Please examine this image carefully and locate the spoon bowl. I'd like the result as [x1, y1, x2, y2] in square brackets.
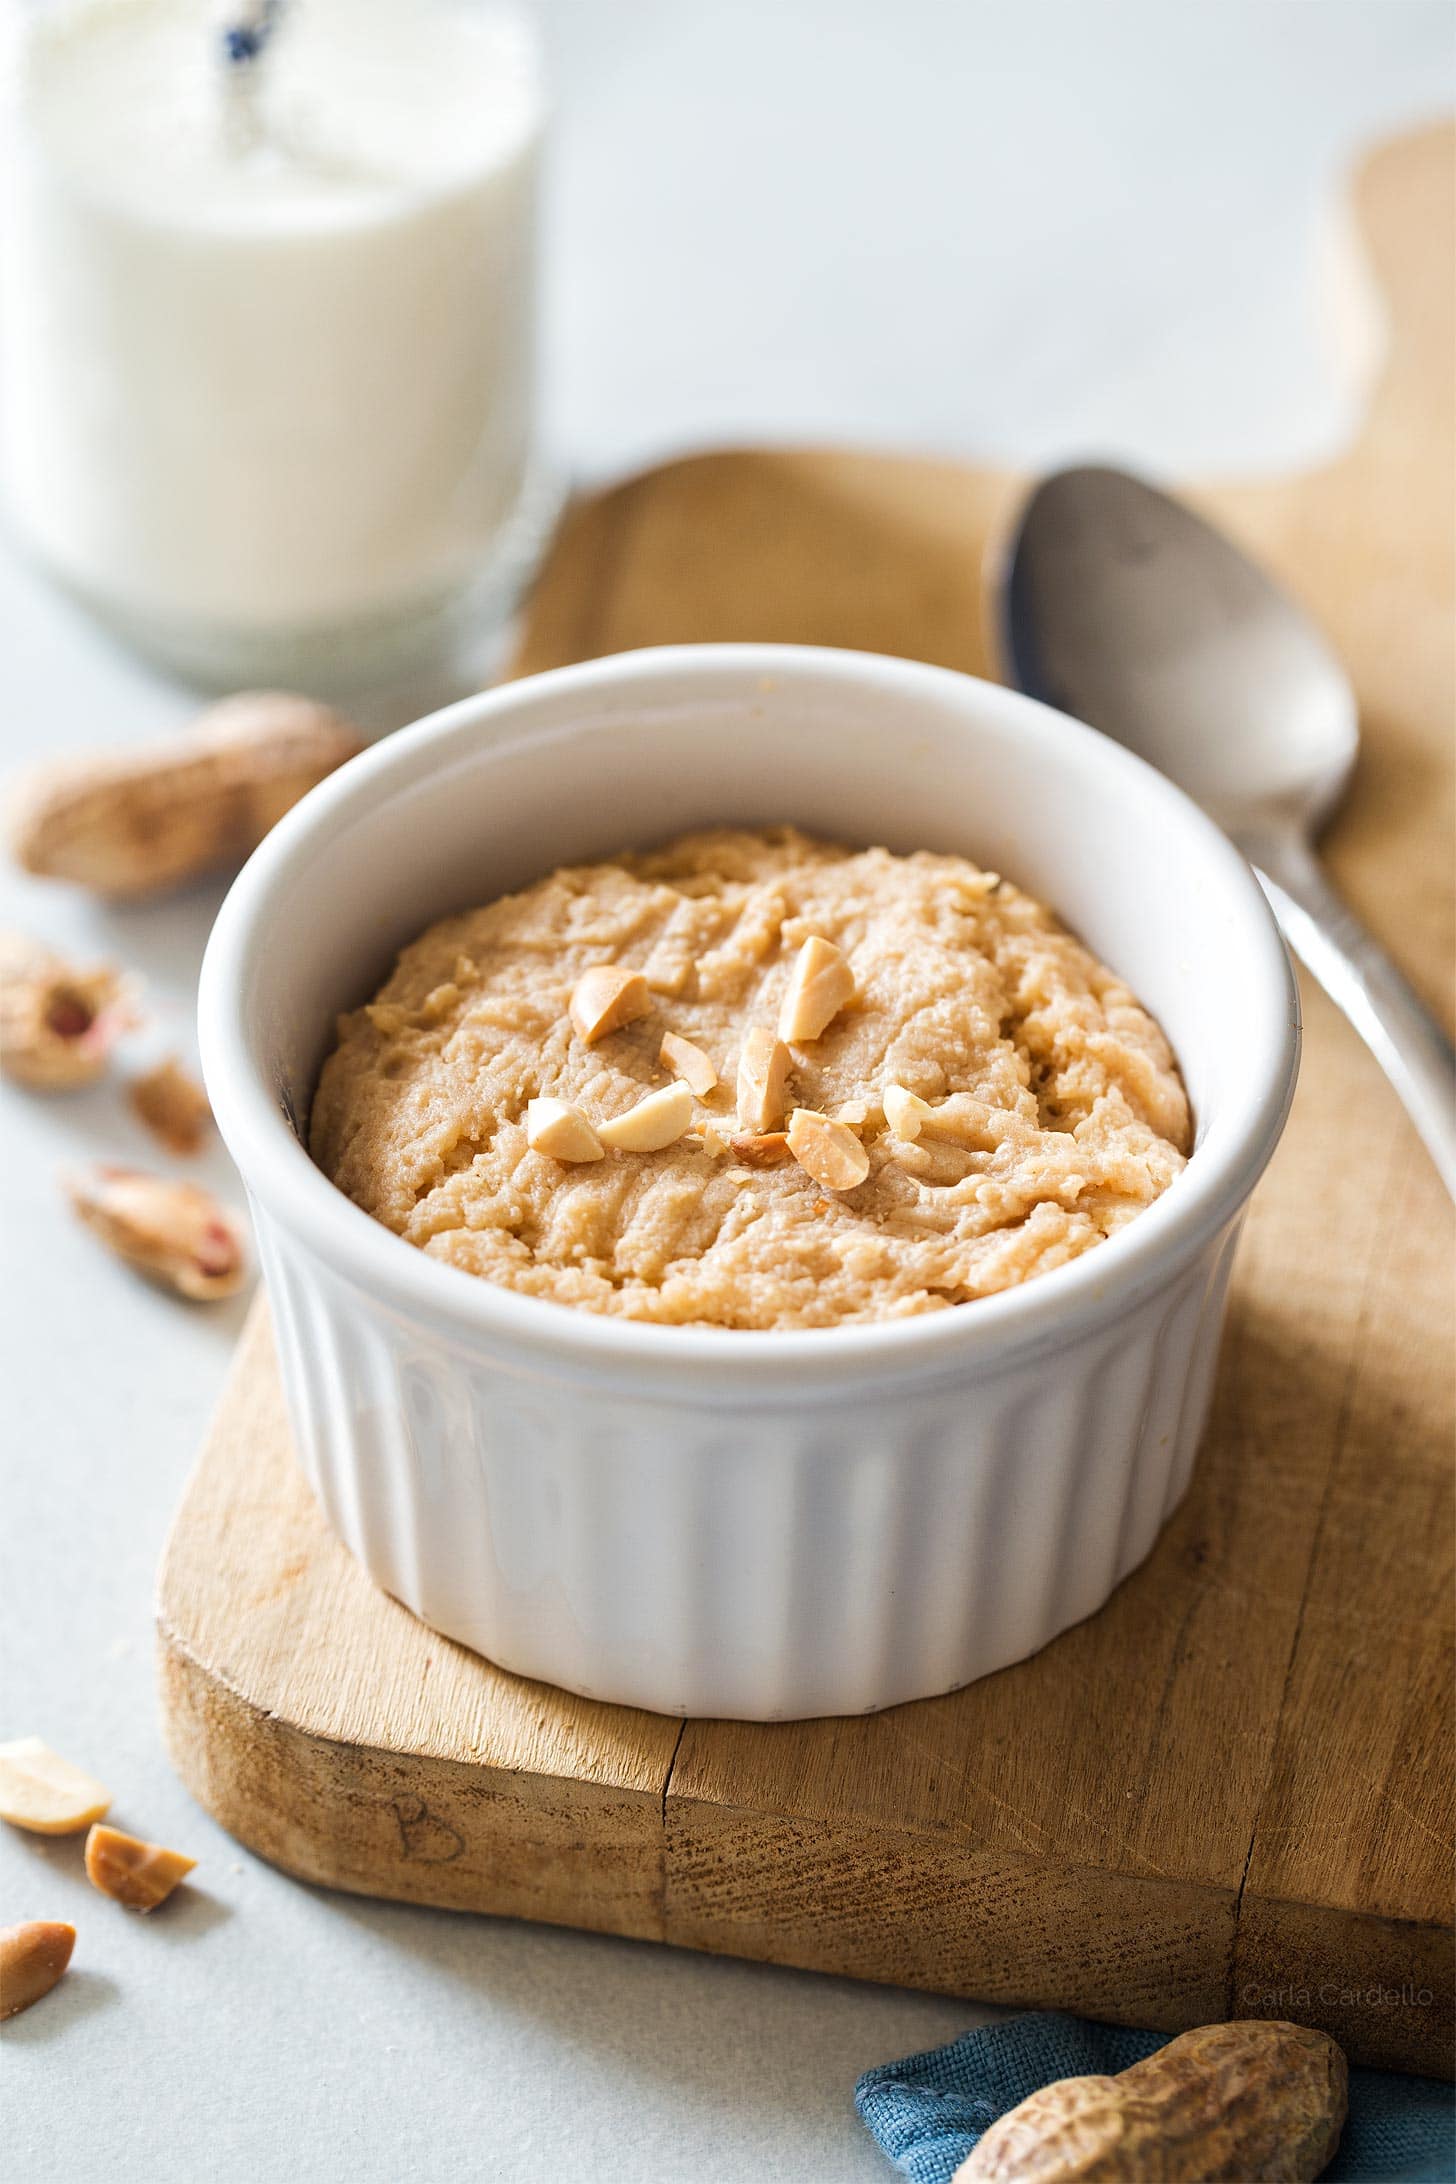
[1003, 466, 1359, 834]
[1001, 463, 1455, 1195]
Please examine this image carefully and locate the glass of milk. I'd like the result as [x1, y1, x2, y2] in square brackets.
[0, 0, 549, 688]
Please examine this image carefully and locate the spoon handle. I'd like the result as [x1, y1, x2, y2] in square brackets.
[1243, 828, 1456, 1198]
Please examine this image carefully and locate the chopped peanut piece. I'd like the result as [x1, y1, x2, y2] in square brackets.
[0, 1737, 110, 1835]
[658, 1030, 718, 1097]
[129, 1055, 212, 1155]
[831, 1098, 870, 1126]
[0, 936, 132, 1091]
[778, 936, 855, 1043]
[736, 1027, 791, 1132]
[597, 1080, 694, 1152]
[730, 1131, 791, 1167]
[885, 1090, 993, 1146]
[883, 1084, 935, 1142]
[85, 1824, 196, 1912]
[568, 965, 652, 1045]
[525, 1098, 603, 1163]
[787, 1108, 870, 1191]
[66, 1168, 247, 1300]
[0, 1921, 75, 2020]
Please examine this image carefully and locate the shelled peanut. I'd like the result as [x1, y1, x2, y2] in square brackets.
[0, 1737, 111, 1834]
[0, 1923, 76, 2021]
[85, 1825, 197, 1913]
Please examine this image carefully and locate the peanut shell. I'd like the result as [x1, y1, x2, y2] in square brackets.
[954, 2020, 1348, 2184]
[0, 937, 132, 1091]
[9, 691, 362, 898]
[67, 1166, 247, 1300]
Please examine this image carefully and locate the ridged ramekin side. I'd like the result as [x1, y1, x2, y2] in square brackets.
[250, 1207, 1244, 1720]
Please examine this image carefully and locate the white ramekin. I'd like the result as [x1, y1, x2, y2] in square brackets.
[199, 645, 1298, 1720]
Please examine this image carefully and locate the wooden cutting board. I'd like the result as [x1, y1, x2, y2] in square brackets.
[158, 125, 1455, 2075]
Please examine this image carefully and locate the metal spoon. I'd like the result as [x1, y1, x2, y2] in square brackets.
[1000, 463, 1456, 1196]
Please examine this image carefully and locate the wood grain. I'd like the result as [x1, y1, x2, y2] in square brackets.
[160, 1307, 681, 1936]
[158, 125, 1455, 2074]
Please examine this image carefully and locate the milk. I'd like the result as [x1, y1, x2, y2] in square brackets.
[0, 0, 546, 684]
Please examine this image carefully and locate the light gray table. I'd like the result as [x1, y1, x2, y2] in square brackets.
[3, 5, 1450, 2178]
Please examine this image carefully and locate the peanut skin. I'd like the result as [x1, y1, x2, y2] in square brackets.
[954, 2022, 1348, 2184]
[0, 1922, 75, 2020]
[85, 1825, 196, 1911]
[128, 1055, 213, 1156]
[8, 691, 362, 898]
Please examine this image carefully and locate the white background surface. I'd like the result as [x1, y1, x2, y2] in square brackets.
[2, 4, 1451, 2180]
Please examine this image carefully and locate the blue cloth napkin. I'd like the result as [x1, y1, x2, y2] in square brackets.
[856, 2012, 1454, 2182]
